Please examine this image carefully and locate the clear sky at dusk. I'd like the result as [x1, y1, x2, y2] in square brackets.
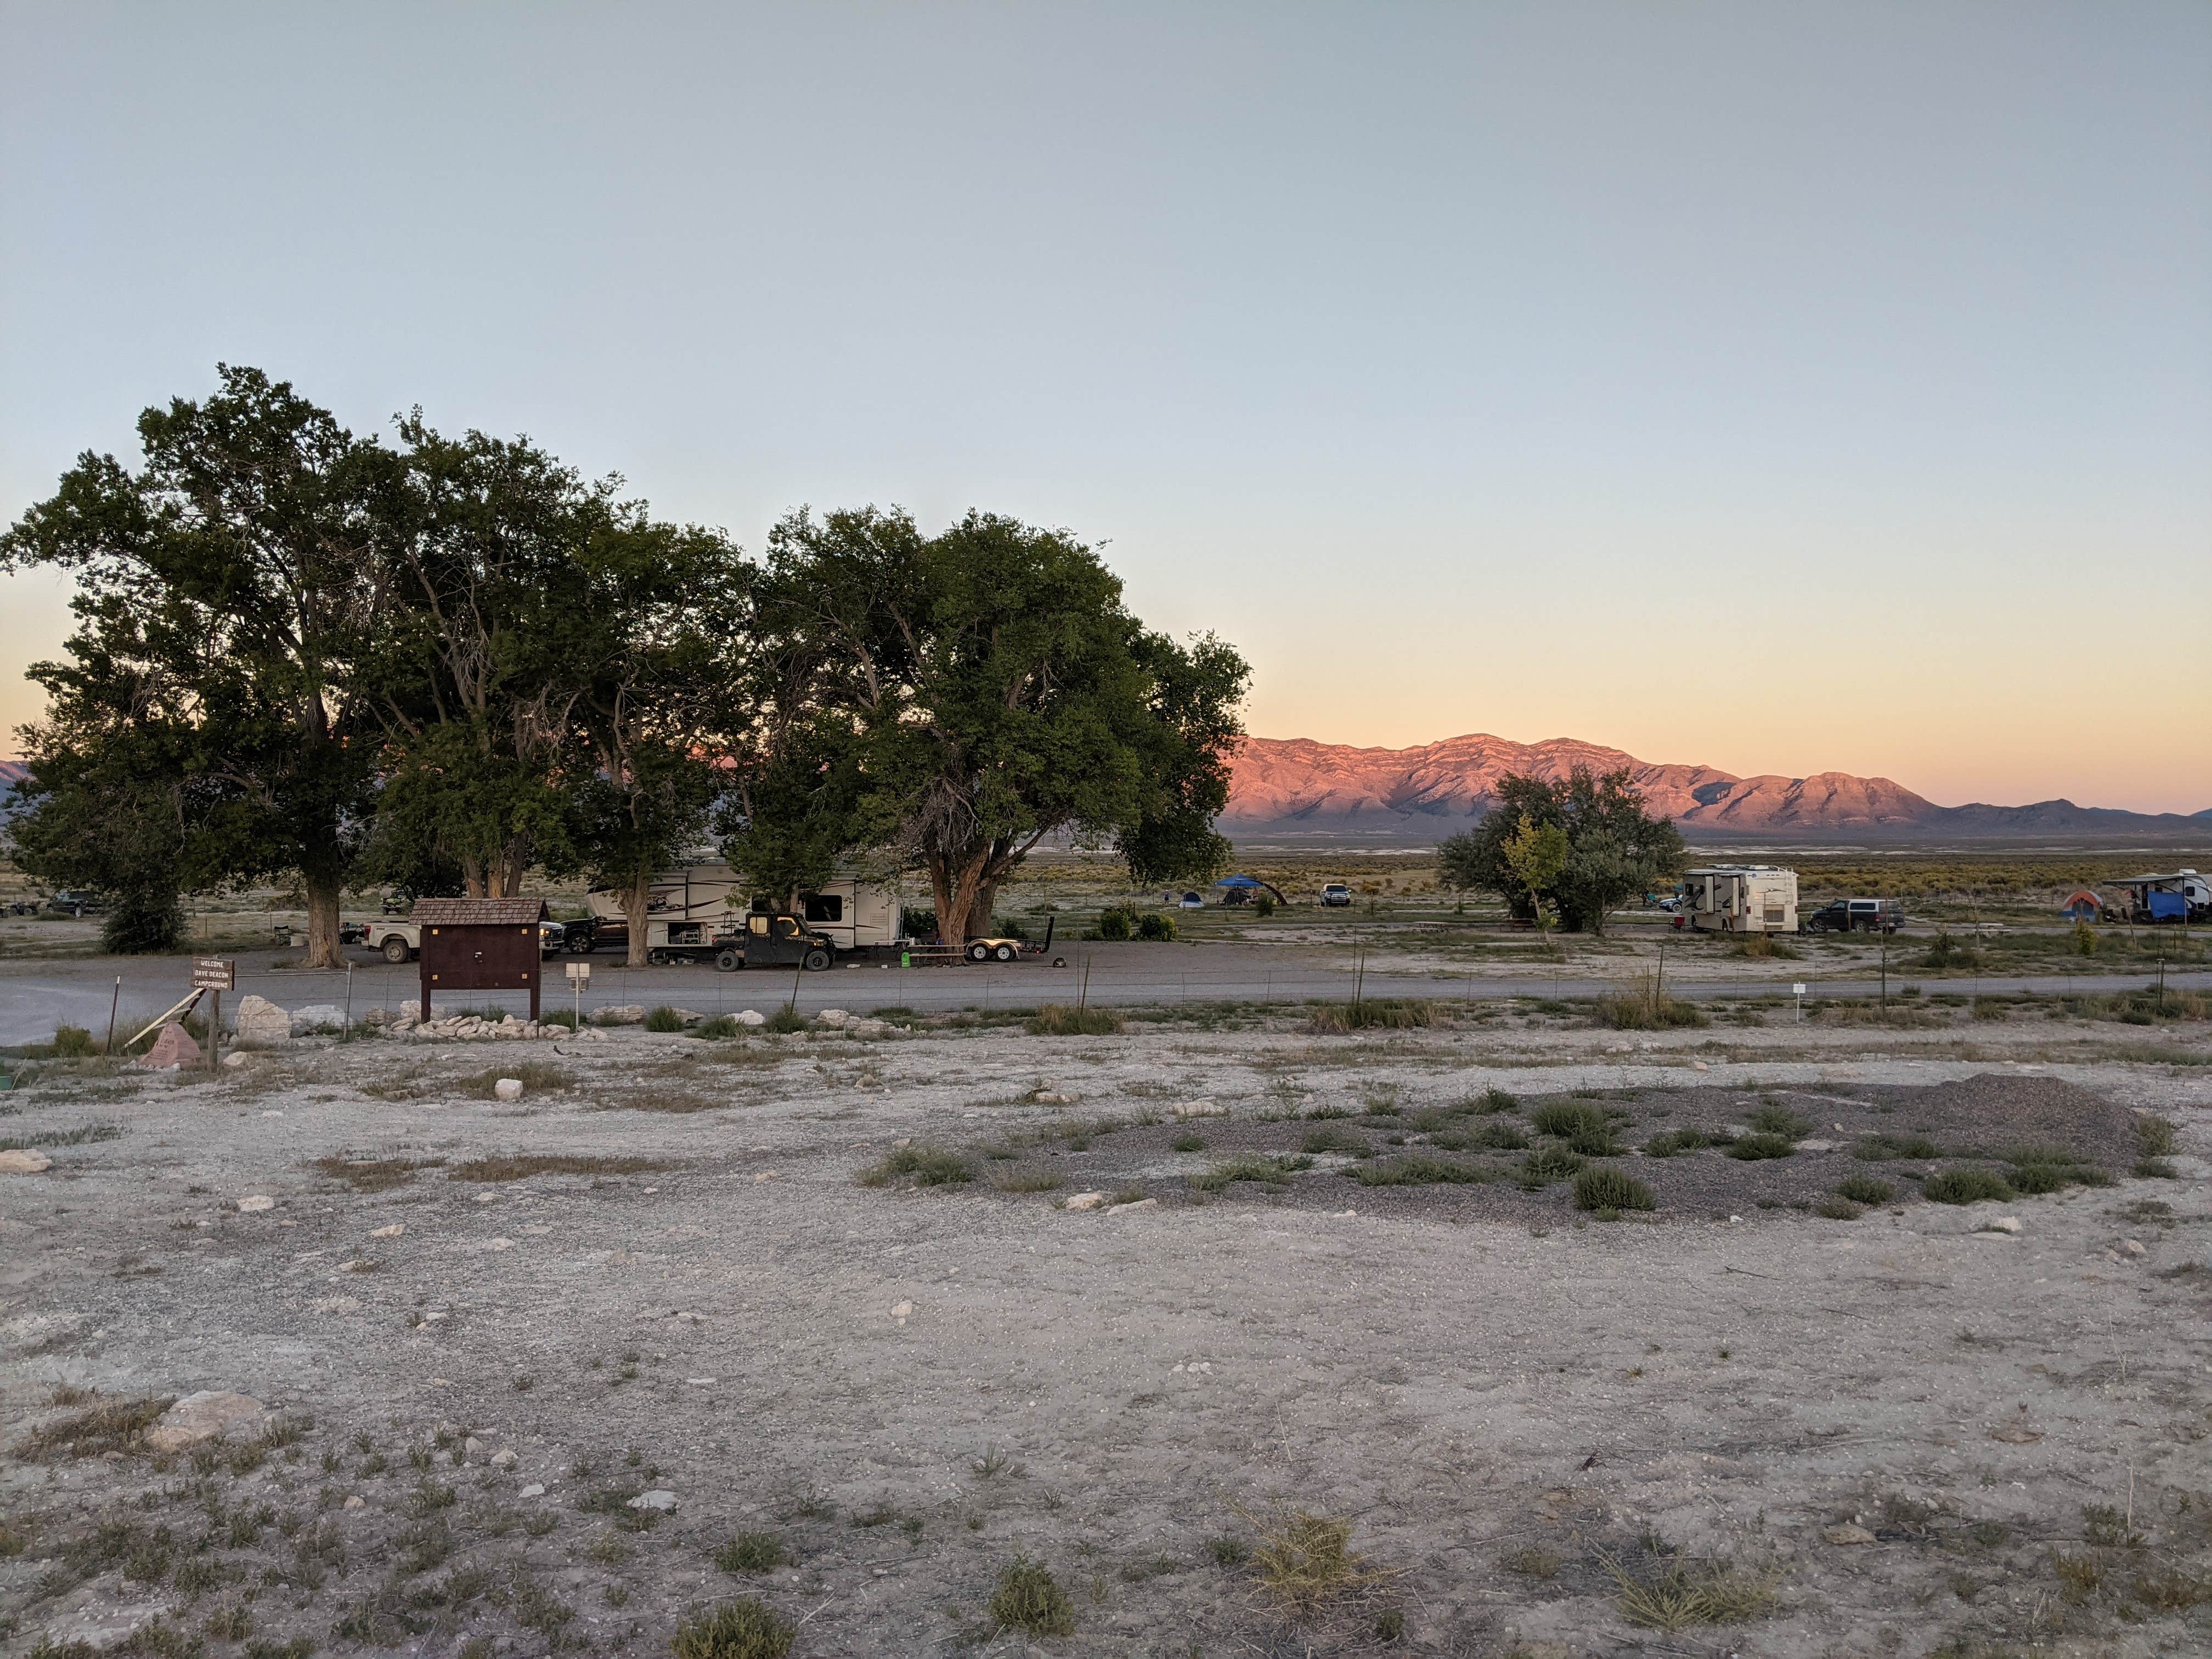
[4, 3, 2208, 811]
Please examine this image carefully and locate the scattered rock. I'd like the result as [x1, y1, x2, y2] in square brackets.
[2124, 1238, 2146, 1256]
[473, 1192, 497, 1204]
[596, 1005, 647, 1025]
[1989, 1423, 2044, 1444]
[491, 1448, 517, 1469]
[850, 1019, 888, 1037]
[626, 1489, 676, 1511]
[891, 1300, 913, 1326]
[464, 1436, 485, 1459]
[137, 1022, 202, 1070]
[0, 1148, 54, 1174]
[1031, 1090, 1071, 1105]
[343, 1494, 365, 1510]
[493, 1077, 525, 1101]
[1824, 1523, 1876, 1545]
[289, 1003, 347, 1035]
[221, 1051, 254, 1069]
[1987, 1216, 2022, 1234]
[231, 994, 292, 1046]
[371, 1223, 404, 1239]
[1171, 1098, 1227, 1119]
[817, 1008, 851, 1026]
[734, 1009, 766, 1027]
[236, 1195, 276, 1214]
[1063, 1192, 1107, 1211]
[518, 1482, 546, 1498]
[1110, 1198, 1159, 1213]
[147, 1390, 267, 1452]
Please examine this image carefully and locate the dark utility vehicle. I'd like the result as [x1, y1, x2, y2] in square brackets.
[715, 911, 837, 973]
[1802, 898, 1904, 934]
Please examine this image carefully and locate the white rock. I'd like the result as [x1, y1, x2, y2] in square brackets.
[891, 1300, 913, 1324]
[1110, 1198, 1159, 1212]
[1171, 1098, 1227, 1119]
[2124, 1238, 2146, 1256]
[232, 994, 292, 1046]
[596, 1004, 647, 1025]
[1063, 1192, 1107, 1211]
[474, 1191, 497, 1204]
[518, 1482, 545, 1498]
[343, 1494, 365, 1510]
[1987, 1216, 2022, 1234]
[370, 1223, 404, 1239]
[236, 1195, 276, 1213]
[1824, 1523, 1876, 1545]
[817, 1008, 851, 1026]
[627, 1489, 676, 1511]
[147, 1390, 267, 1452]
[493, 1077, 525, 1101]
[289, 1003, 347, 1035]
[733, 1009, 766, 1027]
[851, 1019, 887, 1037]
[1031, 1091, 1071, 1105]
[400, 1000, 422, 1020]
[221, 1051, 253, 1069]
[0, 1149, 54, 1174]
[491, 1448, 517, 1469]
[464, 1436, 484, 1458]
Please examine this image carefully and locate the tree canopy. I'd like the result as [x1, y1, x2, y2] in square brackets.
[1438, 767, 1684, 935]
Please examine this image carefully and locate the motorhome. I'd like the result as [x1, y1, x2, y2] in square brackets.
[1677, 866, 1799, 935]
[571, 862, 905, 961]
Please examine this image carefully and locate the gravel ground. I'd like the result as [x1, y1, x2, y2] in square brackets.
[3, 1008, 2210, 1657]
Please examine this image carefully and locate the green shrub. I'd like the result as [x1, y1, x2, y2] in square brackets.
[1353, 1155, 1498, 1187]
[1530, 1101, 1622, 1155]
[1746, 1103, 1809, 1139]
[691, 1015, 740, 1040]
[1301, 1124, 1373, 1156]
[1723, 1132, 1795, 1161]
[539, 1008, 579, 1031]
[1472, 1086, 1518, 1113]
[1922, 1167, 2015, 1205]
[1190, 1154, 1312, 1193]
[714, 1532, 787, 1574]
[671, 1598, 795, 1659]
[1096, 908, 1133, 941]
[1435, 1120, 1526, 1152]
[989, 1556, 1074, 1637]
[1642, 1128, 1709, 1158]
[1517, 1147, 1585, 1187]
[1836, 1173, 1893, 1205]
[643, 1006, 686, 1034]
[859, 1146, 976, 1188]
[762, 1007, 808, 1035]
[1028, 1005, 1125, 1036]
[1595, 976, 1707, 1030]
[1305, 998, 1435, 1032]
[1134, 911, 1177, 942]
[2136, 1114, 2178, 1157]
[2002, 1147, 2112, 1194]
[1813, 1195, 1863, 1220]
[1855, 1132, 1941, 1161]
[50, 1025, 96, 1058]
[1252, 893, 1276, 918]
[1572, 1166, 1654, 1212]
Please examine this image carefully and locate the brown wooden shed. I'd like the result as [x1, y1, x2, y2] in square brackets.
[413, 898, 549, 1021]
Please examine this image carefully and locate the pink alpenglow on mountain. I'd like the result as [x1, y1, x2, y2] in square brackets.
[1221, 735, 2203, 837]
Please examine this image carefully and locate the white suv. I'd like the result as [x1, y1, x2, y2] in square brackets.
[1319, 883, 1353, 907]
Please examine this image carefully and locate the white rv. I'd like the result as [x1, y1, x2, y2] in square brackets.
[579, 862, 905, 960]
[1678, 866, 1799, 935]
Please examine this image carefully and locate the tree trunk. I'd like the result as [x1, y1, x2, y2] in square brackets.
[461, 859, 488, 899]
[930, 848, 991, 943]
[301, 870, 346, 970]
[622, 869, 652, 968]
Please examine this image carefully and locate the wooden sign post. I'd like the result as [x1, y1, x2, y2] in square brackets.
[193, 957, 235, 1069]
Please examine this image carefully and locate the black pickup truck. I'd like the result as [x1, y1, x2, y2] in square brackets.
[1802, 899, 1904, 934]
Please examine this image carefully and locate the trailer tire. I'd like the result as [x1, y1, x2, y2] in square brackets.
[647, 949, 670, 967]
[714, 948, 742, 973]
[992, 942, 1017, 962]
[803, 947, 831, 972]
[381, 935, 411, 964]
[967, 941, 991, 962]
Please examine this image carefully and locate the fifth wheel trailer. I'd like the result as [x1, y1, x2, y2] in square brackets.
[1677, 866, 1799, 935]
[570, 863, 905, 961]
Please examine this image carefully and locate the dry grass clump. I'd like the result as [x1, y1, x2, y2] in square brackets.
[1531, 1100, 1624, 1155]
[1246, 1506, 1387, 1612]
[989, 1555, 1075, 1636]
[671, 1597, 795, 1659]
[1856, 1131, 1941, 1161]
[445, 1154, 665, 1183]
[1029, 1004, 1125, 1036]
[311, 1154, 443, 1190]
[1191, 1153, 1313, 1192]
[18, 1394, 172, 1459]
[1837, 1173, 1894, 1205]
[1300, 1123, 1373, 1156]
[1353, 1154, 1500, 1187]
[1595, 975, 1707, 1030]
[2134, 1114, 2178, 1157]
[1922, 1167, 2014, 1205]
[1517, 1147, 1585, 1187]
[859, 1145, 976, 1188]
[1599, 1549, 1778, 1630]
[714, 1532, 788, 1574]
[1306, 999, 1435, 1033]
[456, 1062, 572, 1097]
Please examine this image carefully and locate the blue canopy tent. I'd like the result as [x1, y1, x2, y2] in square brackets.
[1215, 873, 1288, 905]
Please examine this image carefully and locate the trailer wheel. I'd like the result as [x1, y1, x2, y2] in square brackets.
[803, 947, 832, 972]
[714, 948, 742, 973]
[966, 941, 991, 962]
[647, 948, 670, 967]
[381, 935, 411, 964]
[992, 942, 1017, 962]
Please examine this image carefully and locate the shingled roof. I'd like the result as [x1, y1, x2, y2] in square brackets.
[409, 898, 550, 926]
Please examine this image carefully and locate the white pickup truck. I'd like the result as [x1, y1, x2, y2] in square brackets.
[359, 917, 565, 963]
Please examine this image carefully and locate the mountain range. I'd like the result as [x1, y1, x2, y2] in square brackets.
[1223, 734, 2211, 842]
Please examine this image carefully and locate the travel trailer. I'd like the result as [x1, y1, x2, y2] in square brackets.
[1676, 866, 1799, 935]
[568, 862, 905, 962]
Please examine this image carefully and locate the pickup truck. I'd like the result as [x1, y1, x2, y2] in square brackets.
[360, 917, 567, 963]
[1319, 883, 1353, 907]
[1801, 899, 1904, 934]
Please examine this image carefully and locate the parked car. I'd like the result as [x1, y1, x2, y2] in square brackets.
[48, 889, 104, 917]
[1319, 883, 1353, 907]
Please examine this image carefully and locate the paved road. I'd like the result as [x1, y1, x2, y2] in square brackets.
[4, 943, 2208, 1045]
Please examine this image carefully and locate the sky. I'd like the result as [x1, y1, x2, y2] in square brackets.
[3, 2, 2208, 812]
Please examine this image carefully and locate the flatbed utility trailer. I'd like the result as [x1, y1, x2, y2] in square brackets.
[1675, 866, 1799, 935]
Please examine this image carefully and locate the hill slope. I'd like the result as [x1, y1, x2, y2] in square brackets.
[1224, 735, 2207, 840]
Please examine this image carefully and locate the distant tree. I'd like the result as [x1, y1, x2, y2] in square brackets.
[1438, 766, 1683, 935]
[0, 367, 395, 967]
[1500, 818, 1569, 949]
[743, 507, 1248, 943]
[6, 719, 192, 953]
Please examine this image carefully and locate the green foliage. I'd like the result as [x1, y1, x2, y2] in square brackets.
[2001, 1147, 2112, 1194]
[1354, 1154, 1503, 1187]
[51, 1025, 97, 1058]
[1596, 975, 1708, 1029]
[1306, 998, 1435, 1032]
[1922, 1167, 2015, 1205]
[643, 1006, 687, 1034]
[2135, 1114, 2177, 1157]
[859, 1146, 976, 1188]
[989, 1556, 1075, 1637]
[1724, 1132, 1796, 1161]
[1747, 1103, 1809, 1139]
[714, 1533, 788, 1574]
[1437, 766, 1685, 934]
[1190, 1154, 1313, 1192]
[1855, 1131, 1942, 1160]
[1518, 1147, 1585, 1186]
[1530, 1101, 1623, 1155]
[1133, 910, 1177, 941]
[1642, 1128, 1711, 1158]
[1096, 907, 1133, 940]
[1573, 1166, 1655, 1211]
[1836, 1173, 1894, 1205]
[670, 1598, 795, 1659]
[762, 1007, 808, 1034]
[1029, 1005, 1125, 1035]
